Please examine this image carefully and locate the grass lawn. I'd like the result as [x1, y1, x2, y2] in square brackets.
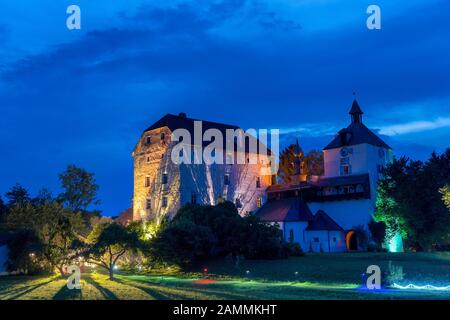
[1, 252, 450, 300]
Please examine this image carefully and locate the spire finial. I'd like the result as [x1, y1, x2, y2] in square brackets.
[349, 98, 363, 123]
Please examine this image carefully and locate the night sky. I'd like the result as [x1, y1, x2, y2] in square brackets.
[1, 0, 449, 215]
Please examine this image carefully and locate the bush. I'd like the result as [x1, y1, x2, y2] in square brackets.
[150, 220, 217, 268]
[283, 242, 304, 257]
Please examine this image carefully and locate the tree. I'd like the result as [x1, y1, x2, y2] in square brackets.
[305, 149, 324, 176]
[441, 185, 450, 211]
[375, 151, 450, 251]
[58, 165, 100, 212]
[6, 201, 84, 276]
[86, 222, 142, 280]
[277, 144, 300, 184]
[5, 184, 30, 206]
[0, 196, 7, 223]
[150, 220, 216, 268]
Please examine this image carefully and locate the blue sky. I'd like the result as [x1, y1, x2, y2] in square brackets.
[0, 0, 449, 215]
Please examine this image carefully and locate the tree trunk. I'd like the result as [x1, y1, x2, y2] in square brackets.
[109, 267, 114, 280]
[58, 266, 66, 277]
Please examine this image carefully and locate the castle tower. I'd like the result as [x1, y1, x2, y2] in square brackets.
[292, 138, 307, 183]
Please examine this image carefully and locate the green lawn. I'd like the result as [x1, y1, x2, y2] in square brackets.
[1, 252, 450, 300]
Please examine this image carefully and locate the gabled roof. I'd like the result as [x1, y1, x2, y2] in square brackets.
[255, 198, 313, 222]
[324, 99, 391, 150]
[323, 122, 391, 150]
[145, 113, 240, 135]
[142, 113, 271, 154]
[306, 210, 344, 231]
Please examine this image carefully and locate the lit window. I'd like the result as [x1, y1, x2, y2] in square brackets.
[145, 176, 150, 187]
[146, 198, 151, 210]
[162, 173, 168, 184]
[162, 196, 168, 208]
[257, 197, 262, 208]
[343, 165, 349, 175]
[191, 192, 197, 204]
[224, 174, 230, 186]
[256, 177, 261, 188]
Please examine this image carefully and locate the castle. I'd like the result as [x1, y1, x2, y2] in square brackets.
[132, 100, 397, 252]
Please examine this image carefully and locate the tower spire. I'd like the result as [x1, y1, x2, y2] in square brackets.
[349, 99, 363, 123]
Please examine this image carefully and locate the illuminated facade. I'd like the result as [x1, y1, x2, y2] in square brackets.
[132, 113, 273, 222]
[256, 100, 396, 252]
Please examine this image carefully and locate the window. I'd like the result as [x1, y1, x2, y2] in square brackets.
[145, 136, 151, 145]
[145, 176, 150, 187]
[162, 173, 168, 184]
[224, 174, 230, 186]
[333, 237, 337, 243]
[257, 197, 262, 208]
[160, 133, 165, 141]
[146, 198, 151, 210]
[162, 196, 168, 208]
[146, 156, 150, 163]
[289, 229, 294, 243]
[235, 198, 242, 208]
[256, 177, 261, 188]
[343, 164, 350, 175]
[191, 192, 197, 204]
[314, 237, 320, 243]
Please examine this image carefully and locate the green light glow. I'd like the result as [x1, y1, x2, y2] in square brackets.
[387, 233, 403, 253]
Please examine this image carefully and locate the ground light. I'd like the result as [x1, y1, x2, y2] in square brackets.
[393, 283, 450, 291]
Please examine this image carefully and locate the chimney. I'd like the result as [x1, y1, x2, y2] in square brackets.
[178, 112, 187, 118]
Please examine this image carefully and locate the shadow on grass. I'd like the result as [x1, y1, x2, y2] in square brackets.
[118, 277, 252, 300]
[53, 283, 83, 300]
[6, 279, 56, 300]
[114, 278, 171, 300]
[84, 277, 118, 300]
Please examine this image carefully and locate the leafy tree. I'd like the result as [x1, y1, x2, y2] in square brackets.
[441, 185, 450, 211]
[86, 222, 142, 280]
[305, 149, 324, 176]
[375, 151, 450, 251]
[0, 196, 7, 224]
[5, 184, 30, 206]
[6, 201, 84, 276]
[368, 219, 386, 247]
[277, 144, 301, 184]
[6, 229, 49, 275]
[58, 165, 100, 212]
[150, 220, 216, 268]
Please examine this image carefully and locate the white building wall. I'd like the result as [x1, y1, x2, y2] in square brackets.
[305, 230, 346, 252]
[320, 143, 394, 231]
[283, 222, 309, 251]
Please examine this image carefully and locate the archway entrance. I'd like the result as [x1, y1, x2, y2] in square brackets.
[346, 230, 358, 251]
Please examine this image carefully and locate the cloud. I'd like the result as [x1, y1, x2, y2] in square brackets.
[378, 118, 450, 136]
